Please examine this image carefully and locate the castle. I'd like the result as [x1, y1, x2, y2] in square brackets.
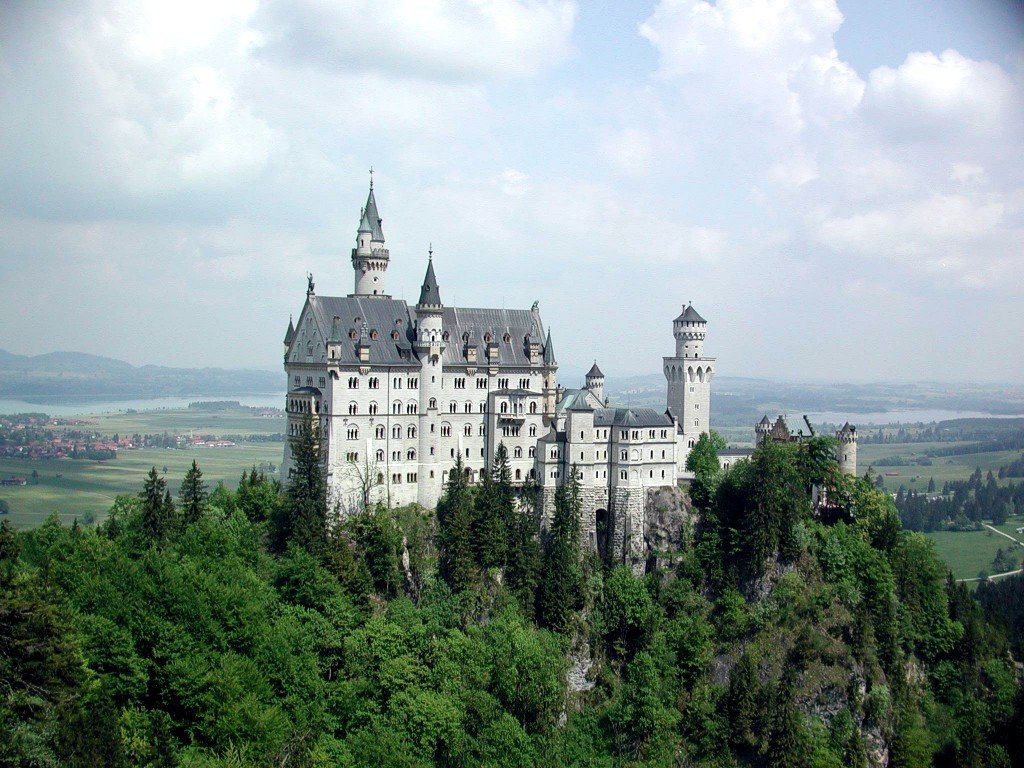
[282, 180, 856, 564]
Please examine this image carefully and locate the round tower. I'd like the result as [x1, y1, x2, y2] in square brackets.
[414, 252, 445, 506]
[836, 423, 857, 476]
[585, 361, 605, 404]
[351, 177, 390, 296]
[673, 303, 707, 358]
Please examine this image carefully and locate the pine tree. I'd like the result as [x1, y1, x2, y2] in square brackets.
[178, 460, 208, 527]
[538, 465, 583, 633]
[437, 454, 478, 592]
[506, 489, 542, 617]
[277, 413, 327, 554]
[727, 651, 760, 749]
[140, 467, 174, 545]
[767, 670, 810, 768]
[474, 443, 511, 570]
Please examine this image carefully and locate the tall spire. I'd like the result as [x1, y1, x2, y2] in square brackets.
[417, 250, 442, 308]
[363, 180, 384, 242]
[543, 328, 556, 365]
[283, 315, 295, 345]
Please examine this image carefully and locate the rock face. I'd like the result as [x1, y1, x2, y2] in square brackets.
[641, 485, 695, 573]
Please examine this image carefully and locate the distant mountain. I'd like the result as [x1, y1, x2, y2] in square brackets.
[0, 349, 280, 401]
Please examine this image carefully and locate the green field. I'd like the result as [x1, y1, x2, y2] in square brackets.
[70, 407, 285, 437]
[922, 522, 1022, 581]
[0, 445, 282, 527]
[859, 443, 1023, 493]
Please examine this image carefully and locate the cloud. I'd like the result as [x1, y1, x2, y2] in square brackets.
[253, 0, 578, 80]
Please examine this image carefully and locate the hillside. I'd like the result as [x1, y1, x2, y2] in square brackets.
[0, 348, 280, 400]
[1, 433, 1022, 767]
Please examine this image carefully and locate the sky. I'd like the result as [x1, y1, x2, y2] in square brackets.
[1, 0, 1022, 384]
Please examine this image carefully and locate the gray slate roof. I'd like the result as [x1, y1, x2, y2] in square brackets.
[283, 317, 294, 344]
[418, 258, 442, 307]
[586, 362, 604, 378]
[363, 187, 384, 241]
[543, 329, 556, 365]
[439, 307, 544, 368]
[594, 407, 674, 428]
[305, 295, 417, 367]
[675, 303, 706, 323]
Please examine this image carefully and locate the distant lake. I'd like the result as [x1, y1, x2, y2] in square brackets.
[0, 393, 284, 417]
[804, 409, 1024, 426]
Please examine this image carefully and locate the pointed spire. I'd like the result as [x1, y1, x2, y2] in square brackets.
[362, 179, 384, 242]
[417, 251, 442, 307]
[586, 361, 603, 378]
[283, 315, 295, 345]
[328, 315, 342, 344]
[543, 328, 556, 365]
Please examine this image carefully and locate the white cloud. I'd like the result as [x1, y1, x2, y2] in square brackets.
[253, 0, 578, 80]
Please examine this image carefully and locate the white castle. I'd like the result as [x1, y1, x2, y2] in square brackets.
[282, 180, 855, 562]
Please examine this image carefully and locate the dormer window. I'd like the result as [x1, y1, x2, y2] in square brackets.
[391, 330, 400, 340]
[349, 329, 357, 340]
[370, 329, 379, 340]
[503, 333, 511, 343]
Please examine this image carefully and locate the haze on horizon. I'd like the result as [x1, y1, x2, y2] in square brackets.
[1, 0, 1022, 384]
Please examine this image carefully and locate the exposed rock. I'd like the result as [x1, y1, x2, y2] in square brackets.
[643, 485, 695, 572]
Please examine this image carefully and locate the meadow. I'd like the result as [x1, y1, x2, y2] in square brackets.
[0, 406, 285, 527]
[858, 442, 1022, 493]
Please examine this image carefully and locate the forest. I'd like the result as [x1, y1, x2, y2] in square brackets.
[895, 466, 1024, 531]
[1, 415, 1023, 767]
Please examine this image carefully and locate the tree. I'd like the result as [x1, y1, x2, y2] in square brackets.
[474, 444, 511, 570]
[344, 452, 386, 515]
[505, 485, 541, 617]
[686, 430, 727, 509]
[178, 460, 208, 527]
[275, 413, 327, 554]
[437, 454, 478, 592]
[140, 467, 175, 545]
[927, 477, 936, 493]
[727, 651, 760, 750]
[538, 465, 583, 633]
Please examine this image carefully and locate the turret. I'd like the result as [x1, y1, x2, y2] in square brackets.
[542, 329, 558, 419]
[836, 422, 857, 476]
[283, 315, 294, 356]
[673, 303, 706, 358]
[414, 251, 445, 507]
[585, 361, 605, 404]
[351, 175, 390, 296]
[755, 415, 771, 446]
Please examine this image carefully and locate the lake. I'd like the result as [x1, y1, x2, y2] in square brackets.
[0, 393, 284, 416]
[804, 409, 1024, 426]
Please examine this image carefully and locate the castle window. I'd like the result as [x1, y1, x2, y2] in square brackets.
[406, 403, 417, 414]
[449, 402, 457, 413]
[620, 470, 627, 480]
[477, 378, 487, 389]
[455, 377, 466, 389]
[370, 377, 380, 389]
[464, 402, 472, 413]
[392, 330, 399, 340]
[649, 430, 655, 439]
[621, 430, 628, 440]
[392, 451, 400, 461]
[346, 427, 358, 440]
[650, 470, 654, 478]
[529, 425, 536, 437]
[429, 397, 437, 409]
[620, 450, 628, 461]
[514, 447, 522, 458]
[500, 402, 508, 414]
[293, 376, 300, 386]
[392, 425, 401, 439]
[530, 402, 537, 414]
[306, 376, 313, 386]
[392, 401, 401, 414]
[694, 403, 700, 410]
[632, 431, 639, 440]
[662, 450, 666, 459]
[464, 424, 472, 436]
[498, 377, 509, 389]
[515, 469, 521, 480]
[407, 426, 416, 439]
[407, 472, 417, 483]
[319, 377, 326, 388]
[688, 439, 695, 448]
[479, 402, 486, 413]
[346, 451, 359, 462]
[441, 424, 451, 437]
[661, 430, 667, 438]
[580, 431, 584, 440]
[376, 449, 385, 462]
[370, 329, 379, 340]
[661, 470, 666, 478]
[442, 331, 450, 341]
[408, 378, 418, 389]
[407, 449, 416, 460]
[375, 425, 385, 439]
[529, 446, 535, 458]
[503, 333, 511, 343]
[479, 424, 485, 435]
[348, 403, 358, 415]
[369, 402, 378, 415]
[694, 419, 699, 427]
[393, 377, 402, 389]
[349, 330, 357, 340]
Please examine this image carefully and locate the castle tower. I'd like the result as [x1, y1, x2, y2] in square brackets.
[755, 415, 771, 446]
[663, 303, 715, 466]
[414, 252, 446, 506]
[836, 422, 857, 476]
[351, 178, 390, 296]
[585, 361, 605, 404]
[542, 329, 558, 420]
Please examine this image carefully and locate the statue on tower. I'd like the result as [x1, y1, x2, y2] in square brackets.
[306, 272, 315, 294]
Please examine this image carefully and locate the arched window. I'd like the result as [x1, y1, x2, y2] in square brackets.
[392, 425, 402, 439]
[463, 424, 472, 436]
[449, 401, 457, 413]
[407, 449, 416, 460]
[529, 402, 537, 414]
[515, 469, 521, 480]
[375, 425, 385, 439]
[441, 423, 452, 437]
[479, 402, 486, 413]
[514, 446, 522, 458]
[348, 402, 358, 415]
[406, 402, 417, 414]
[376, 449, 385, 462]
[347, 426, 359, 440]
[429, 398, 437, 409]
[500, 402, 508, 414]
[464, 401, 472, 413]
[528, 446, 535, 458]
[478, 423, 486, 436]
[368, 402, 378, 415]
[392, 400, 402, 414]
[407, 425, 416, 439]
[529, 425, 536, 437]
